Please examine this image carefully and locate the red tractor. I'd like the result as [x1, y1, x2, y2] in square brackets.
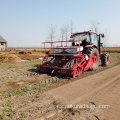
[38, 31, 110, 77]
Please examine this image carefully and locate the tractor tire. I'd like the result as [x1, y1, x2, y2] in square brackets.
[101, 53, 110, 66]
[85, 47, 99, 70]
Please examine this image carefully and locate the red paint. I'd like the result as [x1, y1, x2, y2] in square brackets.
[107, 55, 109, 63]
[92, 52, 98, 66]
[70, 35, 73, 38]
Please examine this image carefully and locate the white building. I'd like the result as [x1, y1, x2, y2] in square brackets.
[0, 35, 7, 51]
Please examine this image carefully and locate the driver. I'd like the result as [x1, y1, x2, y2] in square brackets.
[72, 41, 76, 46]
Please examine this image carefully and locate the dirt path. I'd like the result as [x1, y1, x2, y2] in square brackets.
[44, 64, 120, 104]
[77, 74, 120, 120]
[37, 64, 120, 120]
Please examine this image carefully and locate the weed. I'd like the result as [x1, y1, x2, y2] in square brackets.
[28, 109, 32, 112]
[4, 108, 16, 113]
[0, 114, 5, 119]
[7, 65, 18, 69]
[3, 108, 16, 119]
[7, 112, 14, 118]
[21, 85, 29, 92]
[6, 102, 14, 108]
[21, 112, 27, 118]
[33, 49, 36, 52]
[32, 86, 38, 90]
[2, 104, 5, 107]
[36, 106, 40, 110]
[47, 109, 51, 112]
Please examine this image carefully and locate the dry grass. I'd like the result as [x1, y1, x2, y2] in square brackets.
[103, 47, 120, 53]
[0, 53, 21, 62]
[0, 49, 47, 62]
[1, 47, 120, 55]
[4, 48, 50, 54]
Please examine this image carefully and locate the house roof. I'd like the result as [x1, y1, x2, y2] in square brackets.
[0, 35, 7, 43]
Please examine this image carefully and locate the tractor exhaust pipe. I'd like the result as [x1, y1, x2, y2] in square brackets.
[98, 34, 101, 55]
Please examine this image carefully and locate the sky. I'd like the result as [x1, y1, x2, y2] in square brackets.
[0, 0, 120, 48]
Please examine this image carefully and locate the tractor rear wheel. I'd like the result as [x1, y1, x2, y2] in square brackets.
[85, 47, 99, 70]
[101, 53, 110, 66]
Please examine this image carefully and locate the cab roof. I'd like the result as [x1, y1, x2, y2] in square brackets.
[71, 31, 96, 35]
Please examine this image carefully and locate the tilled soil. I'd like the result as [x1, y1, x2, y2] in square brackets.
[0, 53, 120, 120]
[0, 53, 120, 91]
[0, 59, 50, 90]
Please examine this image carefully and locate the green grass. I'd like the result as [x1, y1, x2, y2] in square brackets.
[1, 108, 17, 119]
[7, 65, 19, 69]
[0, 114, 5, 119]
[110, 61, 120, 66]
[105, 50, 120, 53]
[20, 112, 27, 118]
[0, 80, 52, 98]
[32, 49, 49, 53]
[110, 53, 120, 56]
[0, 62, 42, 71]
[6, 102, 14, 108]
[7, 112, 14, 118]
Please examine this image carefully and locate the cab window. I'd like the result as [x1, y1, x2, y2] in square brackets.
[91, 34, 98, 46]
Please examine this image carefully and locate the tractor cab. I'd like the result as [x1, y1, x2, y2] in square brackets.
[70, 31, 99, 49]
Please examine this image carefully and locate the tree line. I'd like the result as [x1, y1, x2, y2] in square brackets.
[47, 20, 110, 48]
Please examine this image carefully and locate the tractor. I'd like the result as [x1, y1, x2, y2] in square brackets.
[38, 31, 110, 77]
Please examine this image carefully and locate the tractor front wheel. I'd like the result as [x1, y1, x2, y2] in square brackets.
[101, 53, 110, 66]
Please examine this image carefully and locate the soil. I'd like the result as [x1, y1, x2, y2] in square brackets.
[0, 53, 120, 120]
[0, 59, 50, 91]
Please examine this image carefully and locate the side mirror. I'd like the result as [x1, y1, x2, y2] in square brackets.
[101, 34, 104, 38]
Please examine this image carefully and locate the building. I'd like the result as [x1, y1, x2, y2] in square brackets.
[0, 35, 7, 51]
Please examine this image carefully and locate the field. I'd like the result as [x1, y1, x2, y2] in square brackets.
[0, 49, 120, 120]
[103, 47, 120, 53]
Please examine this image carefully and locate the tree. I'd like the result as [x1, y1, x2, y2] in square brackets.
[64, 24, 69, 46]
[103, 29, 109, 47]
[70, 20, 74, 35]
[90, 20, 109, 47]
[60, 26, 65, 41]
[60, 22, 73, 46]
[90, 20, 100, 34]
[48, 24, 57, 48]
[60, 24, 70, 46]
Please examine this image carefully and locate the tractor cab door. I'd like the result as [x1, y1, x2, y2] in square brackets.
[90, 33, 102, 54]
[90, 33, 98, 47]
